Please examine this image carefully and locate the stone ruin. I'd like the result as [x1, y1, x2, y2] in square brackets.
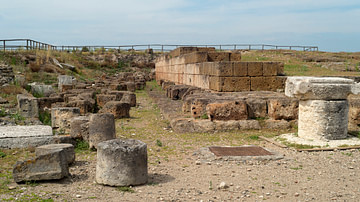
[154, 47, 360, 134]
[0, 63, 14, 86]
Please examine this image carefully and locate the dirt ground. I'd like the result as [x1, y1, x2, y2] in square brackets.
[1, 87, 360, 202]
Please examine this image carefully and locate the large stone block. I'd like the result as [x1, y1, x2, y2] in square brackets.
[247, 62, 263, 76]
[246, 98, 267, 118]
[207, 52, 230, 62]
[222, 77, 251, 92]
[206, 101, 248, 121]
[96, 139, 148, 186]
[263, 62, 281, 76]
[100, 101, 130, 119]
[51, 107, 81, 134]
[70, 116, 90, 140]
[88, 113, 116, 149]
[230, 53, 242, 61]
[250, 77, 285, 91]
[233, 62, 247, 76]
[183, 52, 208, 64]
[267, 98, 298, 120]
[298, 100, 348, 140]
[285, 77, 354, 100]
[58, 75, 76, 92]
[17, 94, 39, 118]
[29, 83, 54, 97]
[13, 149, 69, 183]
[96, 94, 117, 108]
[35, 144, 75, 165]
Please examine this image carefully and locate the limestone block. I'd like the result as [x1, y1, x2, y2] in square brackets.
[100, 101, 130, 119]
[208, 62, 234, 76]
[206, 101, 248, 121]
[193, 120, 216, 133]
[233, 62, 248, 76]
[263, 62, 281, 76]
[214, 120, 240, 131]
[222, 77, 250, 92]
[51, 107, 81, 134]
[167, 85, 190, 100]
[35, 144, 75, 165]
[169, 47, 199, 57]
[209, 76, 222, 91]
[58, 75, 76, 92]
[125, 82, 136, 92]
[298, 100, 348, 140]
[13, 149, 69, 183]
[88, 113, 116, 149]
[267, 98, 298, 120]
[121, 92, 136, 107]
[247, 62, 263, 76]
[263, 120, 292, 130]
[29, 83, 54, 97]
[135, 81, 146, 90]
[238, 120, 261, 130]
[96, 94, 117, 108]
[230, 53, 242, 61]
[285, 77, 354, 100]
[170, 118, 195, 133]
[17, 94, 39, 118]
[207, 52, 230, 62]
[66, 100, 94, 115]
[250, 77, 286, 91]
[191, 98, 212, 118]
[37, 97, 64, 111]
[70, 116, 90, 140]
[183, 52, 208, 64]
[246, 98, 267, 118]
[96, 139, 148, 186]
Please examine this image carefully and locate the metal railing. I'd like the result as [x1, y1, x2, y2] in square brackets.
[0, 39, 319, 52]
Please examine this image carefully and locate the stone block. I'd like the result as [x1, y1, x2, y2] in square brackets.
[70, 116, 90, 140]
[17, 94, 39, 118]
[191, 98, 212, 118]
[233, 62, 247, 76]
[263, 120, 292, 130]
[247, 62, 263, 76]
[88, 113, 116, 149]
[222, 77, 251, 92]
[100, 101, 130, 119]
[207, 52, 230, 62]
[96, 94, 117, 108]
[214, 120, 239, 131]
[13, 149, 69, 183]
[206, 101, 248, 121]
[230, 53, 242, 61]
[96, 139, 148, 186]
[267, 98, 298, 120]
[51, 107, 81, 135]
[66, 100, 94, 115]
[183, 52, 208, 64]
[193, 120, 215, 133]
[263, 62, 280, 76]
[285, 77, 354, 100]
[250, 77, 285, 91]
[35, 144, 75, 165]
[238, 120, 261, 130]
[246, 98, 267, 118]
[126, 82, 136, 92]
[298, 100, 348, 140]
[29, 83, 54, 97]
[121, 92, 137, 107]
[169, 47, 199, 57]
[167, 85, 190, 100]
[208, 76, 222, 91]
[170, 118, 195, 133]
[37, 97, 64, 112]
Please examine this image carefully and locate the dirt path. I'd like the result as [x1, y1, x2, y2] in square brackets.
[1, 87, 360, 201]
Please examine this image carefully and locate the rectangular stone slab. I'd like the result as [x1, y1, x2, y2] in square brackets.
[0, 125, 53, 138]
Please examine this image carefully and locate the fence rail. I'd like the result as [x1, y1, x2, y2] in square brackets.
[0, 39, 319, 52]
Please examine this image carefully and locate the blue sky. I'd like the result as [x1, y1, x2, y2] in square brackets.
[1, 0, 359, 52]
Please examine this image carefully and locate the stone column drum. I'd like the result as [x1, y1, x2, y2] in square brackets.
[285, 77, 354, 140]
[96, 139, 148, 186]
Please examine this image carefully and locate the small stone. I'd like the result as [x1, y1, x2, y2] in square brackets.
[218, 182, 229, 189]
[294, 192, 300, 197]
[76, 195, 81, 198]
[247, 168, 251, 171]
[195, 161, 201, 165]
[7, 185, 17, 190]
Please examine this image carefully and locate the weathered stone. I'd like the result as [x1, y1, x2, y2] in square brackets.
[51, 107, 81, 135]
[96, 94, 116, 108]
[246, 98, 267, 118]
[285, 77, 354, 100]
[238, 120, 261, 130]
[120, 92, 136, 107]
[100, 101, 130, 119]
[0, 64, 14, 86]
[298, 100, 348, 140]
[13, 149, 69, 183]
[125, 82, 136, 92]
[267, 98, 298, 120]
[250, 77, 286, 91]
[167, 85, 190, 100]
[96, 139, 148, 186]
[29, 83, 54, 97]
[17, 94, 39, 118]
[70, 116, 90, 140]
[170, 118, 195, 133]
[214, 120, 239, 131]
[66, 100, 94, 115]
[206, 101, 248, 121]
[263, 120, 292, 130]
[88, 113, 116, 149]
[0, 125, 53, 149]
[37, 97, 64, 112]
[193, 120, 216, 133]
[247, 62, 263, 76]
[35, 144, 75, 165]
[58, 75, 76, 92]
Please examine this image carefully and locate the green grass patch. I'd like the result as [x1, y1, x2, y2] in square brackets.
[39, 111, 51, 126]
[117, 186, 135, 193]
[75, 139, 89, 152]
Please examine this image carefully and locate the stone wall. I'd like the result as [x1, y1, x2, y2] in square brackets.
[0, 64, 14, 86]
[155, 47, 286, 92]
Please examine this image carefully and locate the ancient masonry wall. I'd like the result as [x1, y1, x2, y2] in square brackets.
[155, 47, 286, 92]
[0, 64, 14, 86]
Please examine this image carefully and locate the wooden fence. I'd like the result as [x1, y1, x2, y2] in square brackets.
[0, 39, 319, 52]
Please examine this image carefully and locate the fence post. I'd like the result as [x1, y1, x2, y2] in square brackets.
[26, 40, 29, 50]
[234, 45, 236, 50]
[219, 45, 222, 51]
[3, 40, 5, 52]
[262, 45, 264, 50]
[248, 45, 251, 50]
[161, 45, 163, 53]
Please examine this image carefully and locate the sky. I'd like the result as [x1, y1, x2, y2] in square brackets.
[1, 0, 359, 52]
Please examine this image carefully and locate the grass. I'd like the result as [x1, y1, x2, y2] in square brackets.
[117, 186, 135, 193]
[39, 111, 51, 126]
[75, 139, 90, 152]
